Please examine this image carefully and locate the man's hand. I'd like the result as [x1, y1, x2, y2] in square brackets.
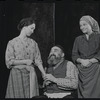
[45, 74, 57, 83]
[43, 80, 51, 87]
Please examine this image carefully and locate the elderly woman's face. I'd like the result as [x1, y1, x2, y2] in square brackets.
[25, 23, 36, 36]
[80, 20, 92, 34]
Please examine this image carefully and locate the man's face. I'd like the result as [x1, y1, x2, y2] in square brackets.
[47, 46, 64, 65]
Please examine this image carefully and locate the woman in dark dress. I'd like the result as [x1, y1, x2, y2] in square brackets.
[72, 15, 100, 98]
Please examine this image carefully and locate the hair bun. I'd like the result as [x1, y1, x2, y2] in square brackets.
[17, 17, 35, 31]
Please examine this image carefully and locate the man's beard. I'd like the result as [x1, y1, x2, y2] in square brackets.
[47, 54, 61, 65]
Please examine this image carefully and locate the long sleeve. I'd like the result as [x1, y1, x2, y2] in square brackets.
[5, 41, 15, 69]
[34, 42, 42, 66]
[93, 35, 100, 61]
[94, 49, 100, 61]
[72, 37, 80, 63]
[56, 61, 78, 90]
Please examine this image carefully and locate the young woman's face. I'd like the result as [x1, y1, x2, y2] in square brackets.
[80, 20, 92, 34]
[25, 23, 36, 36]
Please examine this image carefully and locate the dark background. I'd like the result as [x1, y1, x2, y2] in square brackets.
[0, 0, 55, 97]
[55, 0, 100, 61]
[0, 0, 100, 98]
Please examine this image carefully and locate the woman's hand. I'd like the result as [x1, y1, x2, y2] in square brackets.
[89, 58, 98, 64]
[42, 73, 46, 81]
[25, 59, 33, 66]
[24, 59, 33, 71]
[43, 80, 51, 87]
[25, 66, 31, 72]
[80, 59, 92, 67]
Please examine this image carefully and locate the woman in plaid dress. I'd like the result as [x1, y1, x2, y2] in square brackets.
[5, 17, 46, 98]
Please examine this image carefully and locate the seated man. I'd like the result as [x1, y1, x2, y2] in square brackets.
[34, 45, 78, 98]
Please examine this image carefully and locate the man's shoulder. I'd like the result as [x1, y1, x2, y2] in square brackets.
[66, 60, 78, 73]
[67, 60, 74, 65]
[66, 60, 76, 68]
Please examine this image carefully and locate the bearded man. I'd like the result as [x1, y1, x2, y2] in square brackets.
[34, 45, 78, 98]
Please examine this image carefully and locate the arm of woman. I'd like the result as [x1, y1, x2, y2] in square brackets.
[77, 58, 92, 67]
[9, 59, 33, 66]
[5, 40, 16, 69]
[34, 43, 46, 76]
[5, 40, 33, 69]
[72, 37, 80, 64]
[72, 37, 92, 67]
[89, 58, 98, 63]
[92, 35, 100, 62]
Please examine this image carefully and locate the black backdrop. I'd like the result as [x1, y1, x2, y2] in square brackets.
[55, 1, 100, 61]
[0, 0, 55, 97]
[0, 0, 100, 98]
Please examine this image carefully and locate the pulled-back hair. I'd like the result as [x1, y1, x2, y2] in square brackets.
[17, 17, 35, 31]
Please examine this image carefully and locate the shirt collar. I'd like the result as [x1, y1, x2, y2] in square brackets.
[82, 33, 95, 40]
